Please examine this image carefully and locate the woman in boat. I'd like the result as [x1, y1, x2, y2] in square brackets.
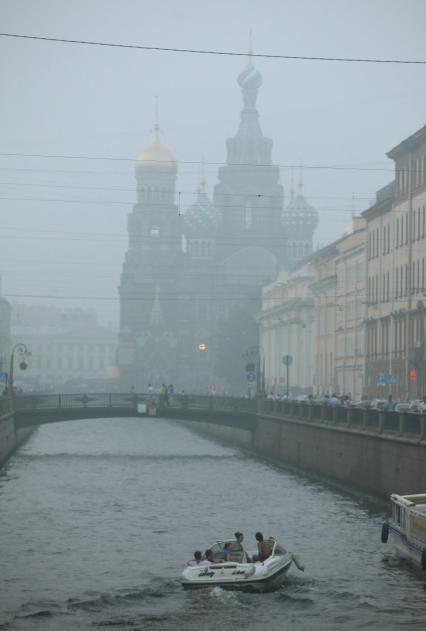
[234, 531, 251, 563]
[187, 550, 203, 566]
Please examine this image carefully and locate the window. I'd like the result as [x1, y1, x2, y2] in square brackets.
[245, 201, 252, 229]
[417, 260, 420, 294]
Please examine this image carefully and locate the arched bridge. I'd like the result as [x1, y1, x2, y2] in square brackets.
[11, 393, 257, 431]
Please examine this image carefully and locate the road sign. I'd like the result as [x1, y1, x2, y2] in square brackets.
[246, 372, 256, 383]
[0, 372, 7, 383]
[378, 371, 386, 384]
[282, 354, 293, 367]
[387, 373, 398, 385]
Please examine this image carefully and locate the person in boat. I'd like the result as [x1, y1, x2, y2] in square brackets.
[187, 550, 203, 566]
[200, 549, 215, 565]
[234, 531, 251, 563]
[255, 532, 272, 562]
[219, 542, 233, 562]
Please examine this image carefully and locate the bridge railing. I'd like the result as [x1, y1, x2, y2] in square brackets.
[258, 399, 426, 441]
[12, 392, 257, 414]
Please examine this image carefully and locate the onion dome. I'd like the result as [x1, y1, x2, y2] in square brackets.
[237, 62, 262, 108]
[282, 193, 319, 228]
[184, 179, 219, 238]
[136, 132, 176, 167]
[237, 62, 263, 91]
[282, 171, 319, 235]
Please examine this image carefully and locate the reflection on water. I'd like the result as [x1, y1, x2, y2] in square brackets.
[0, 418, 425, 630]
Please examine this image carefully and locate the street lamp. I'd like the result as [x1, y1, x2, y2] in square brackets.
[9, 343, 31, 395]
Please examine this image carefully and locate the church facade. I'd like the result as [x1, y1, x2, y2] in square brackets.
[118, 60, 318, 393]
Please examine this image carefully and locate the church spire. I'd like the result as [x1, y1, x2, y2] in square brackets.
[298, 163, 304, 196]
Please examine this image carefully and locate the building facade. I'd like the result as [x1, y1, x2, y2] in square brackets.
[334, 218, 366, 399]
[258, 263, 315, 396]
[11, 304, 117, 391]
[364, 125, 426, 399]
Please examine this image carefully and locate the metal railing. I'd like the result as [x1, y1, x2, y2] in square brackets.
[11, 392, 257, 414]
[258, 399, 426, 441]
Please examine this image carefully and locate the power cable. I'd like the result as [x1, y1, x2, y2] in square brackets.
[0, 151, 398, 172]
[1, 33, 425, 65]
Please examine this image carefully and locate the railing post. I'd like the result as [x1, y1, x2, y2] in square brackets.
[421, 415, 426, 441]
[398, 413, 404, 437]
[378, 411, 384, 434]
[58, 394, 62, 409]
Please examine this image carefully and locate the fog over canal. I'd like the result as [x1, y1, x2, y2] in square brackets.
[0, 418, 425, 630]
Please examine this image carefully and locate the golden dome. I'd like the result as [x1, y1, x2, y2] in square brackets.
[136, 133, 176, 166]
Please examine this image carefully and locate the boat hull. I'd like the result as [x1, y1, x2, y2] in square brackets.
[182, 555, 293, 591]
[388, 525, 425, 567]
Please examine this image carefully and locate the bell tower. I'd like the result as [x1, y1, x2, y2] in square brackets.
[118, 116, 183, 389]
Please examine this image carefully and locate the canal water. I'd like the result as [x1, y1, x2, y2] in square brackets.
[0, 418, 425, 630]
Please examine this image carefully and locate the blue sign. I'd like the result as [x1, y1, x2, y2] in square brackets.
[377, 371, 386, 384]
[377, 371, 398, 385]
[246, 372, 256, 383]
[282, 354, 293, 367]
[0, 372, 7, 383]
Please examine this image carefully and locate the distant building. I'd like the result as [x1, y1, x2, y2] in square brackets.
[258, 263, 315, 396]
[118, 59, 317, 392]
[11, 304, 118, 391]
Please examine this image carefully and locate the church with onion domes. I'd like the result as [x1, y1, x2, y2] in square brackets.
[118, 59, 318, 392]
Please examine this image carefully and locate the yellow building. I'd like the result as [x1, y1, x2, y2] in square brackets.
[307, 218, 366, 397]
[364, 125, 426, 399]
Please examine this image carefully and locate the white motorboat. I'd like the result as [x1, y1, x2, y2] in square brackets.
[381, 493, 426, 570]
[182, 538, 301, 590]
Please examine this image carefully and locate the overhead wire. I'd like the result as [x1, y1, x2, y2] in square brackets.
[1, 32, 425, 65]
[0, 151, 399, 172]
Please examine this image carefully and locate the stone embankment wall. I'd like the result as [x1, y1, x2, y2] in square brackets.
[176, 419, 254, 451]
[0, 399, 34, 466]
[176, 403, 426, 499]
[254, 413, 426, 498]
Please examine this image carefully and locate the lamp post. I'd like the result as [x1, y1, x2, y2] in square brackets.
[8, 343, 30, 395]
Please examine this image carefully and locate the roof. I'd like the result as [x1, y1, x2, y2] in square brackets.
[362, 181, 394, 220]
[387, 125, 426, 160]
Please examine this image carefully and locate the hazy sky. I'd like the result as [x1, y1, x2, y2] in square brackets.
[1, 0, 426, 326]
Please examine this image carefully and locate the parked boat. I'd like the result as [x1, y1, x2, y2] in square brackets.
[381, 493, 426, 569]
[182, 538, 302, 590]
